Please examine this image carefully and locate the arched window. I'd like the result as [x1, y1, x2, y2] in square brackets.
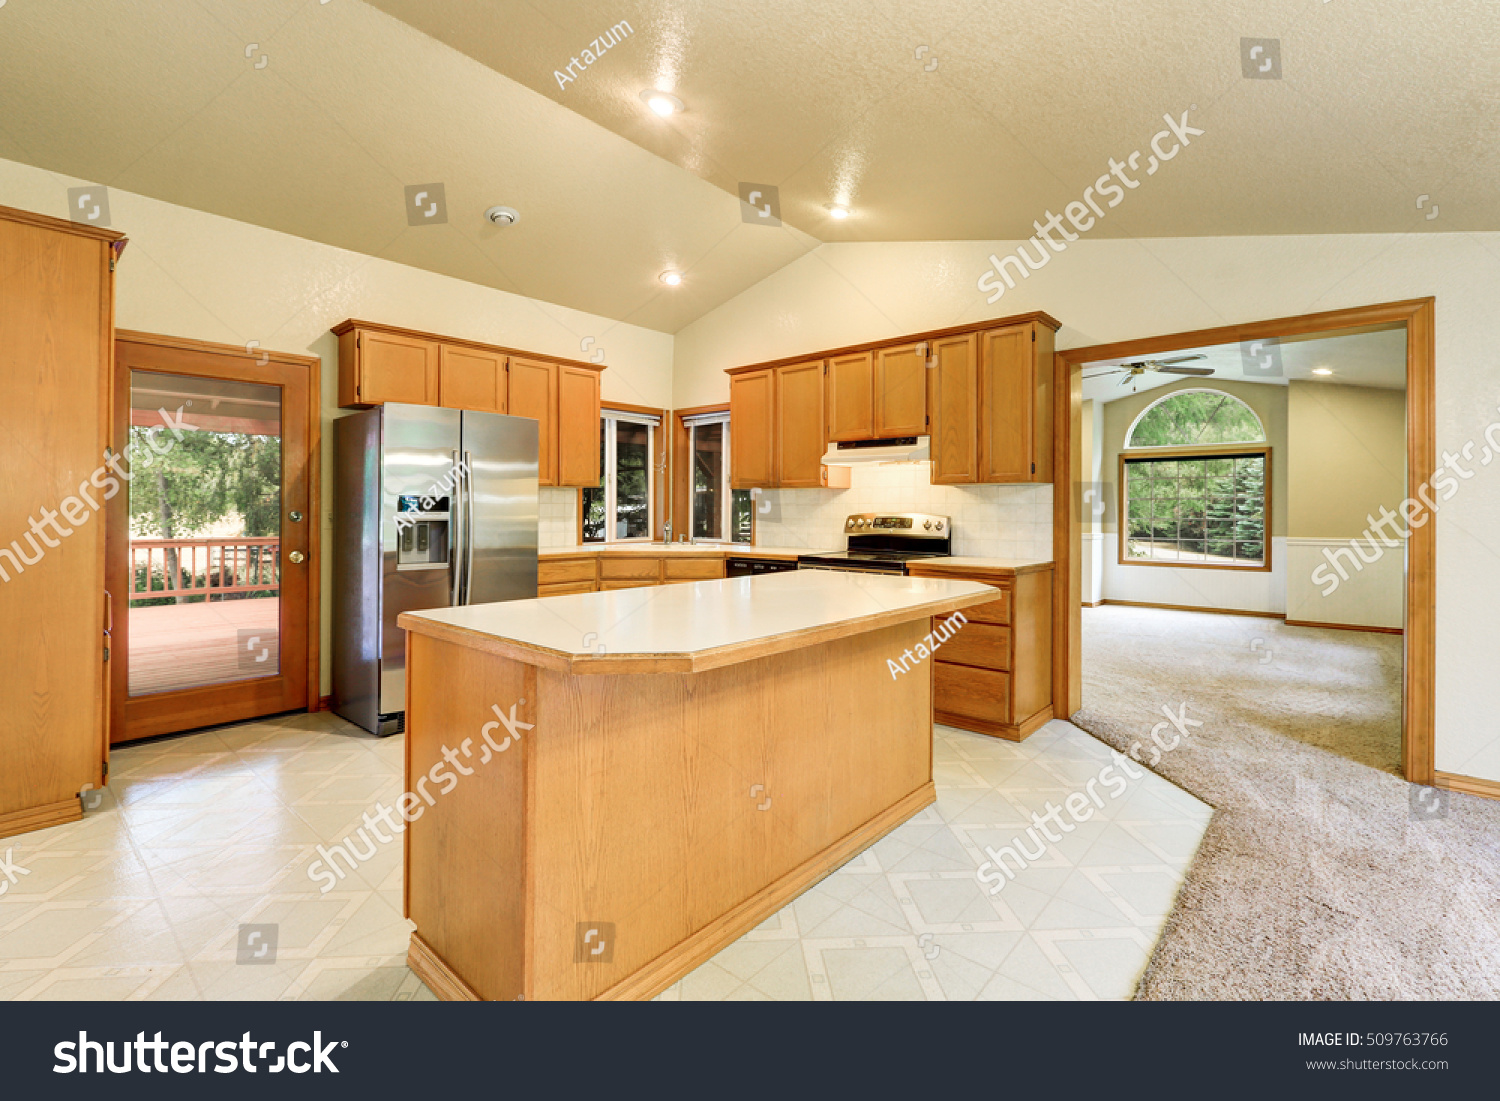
[1120, 389, 1271, 570]
[1126, 389, 1266, 449]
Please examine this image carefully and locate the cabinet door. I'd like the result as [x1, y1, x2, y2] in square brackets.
[438, 345, 506, 413]
[508, 358, 558, 486]
[980, 324, 1041, 482]
[826, 352, 873, 441]
[729, 369, 775, 488]
[775, 360, 826, 488]
[557, 365, 601, 487]
[874, 342, 927, 437]
[930, 333, 978, 484]
[357, 329, 439, 405]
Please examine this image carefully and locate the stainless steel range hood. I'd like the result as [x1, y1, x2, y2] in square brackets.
[821, 436, 931, 464]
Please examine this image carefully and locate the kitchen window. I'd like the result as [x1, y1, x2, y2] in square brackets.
[682, 411, 753, 543]
[1119, 390, 1271, 570]
[581, 410, 658, 542]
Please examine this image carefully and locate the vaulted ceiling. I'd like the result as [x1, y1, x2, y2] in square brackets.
[4, 1, 1497, 332]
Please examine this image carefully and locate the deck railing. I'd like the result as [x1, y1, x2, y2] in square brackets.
[130, 537, 280, 602]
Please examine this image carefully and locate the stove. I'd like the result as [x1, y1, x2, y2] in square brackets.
[797, 512, 951, 575]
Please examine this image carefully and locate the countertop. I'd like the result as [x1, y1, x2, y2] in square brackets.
[540, 543, 833, 560]
[399, 570, 998, 674]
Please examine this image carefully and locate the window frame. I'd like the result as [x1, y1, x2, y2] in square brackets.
[685, 413, 753, 545]
[1117, 442, 1273, 572]
[580, 408, 659, 544]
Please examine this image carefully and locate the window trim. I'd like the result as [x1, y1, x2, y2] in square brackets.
[685, 413, 743, 544]
[1117, 443, 1273, 572]
[1124, 387, 1267, 450]
[672, 405, 754, 546]
[580, 407, 661, 544]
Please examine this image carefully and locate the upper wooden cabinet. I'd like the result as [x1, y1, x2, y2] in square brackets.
[0, 204, 120, 839]
[556, 364, 602, 487]
[775, 360, 826, 488]
[874, 342, 928, 437]
[979, 320, 1056, 483]
[335, 321, 606, 488]
[726, 311, 1060, 489]
[439, 344, 505, 414]
[826, 352, 874, 442]
[729, 369, 775, 488]
[339, 327, 439, 407]
[929, 333, 979, 484]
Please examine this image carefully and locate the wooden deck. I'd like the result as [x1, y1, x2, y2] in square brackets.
[127, 598, 280, 697]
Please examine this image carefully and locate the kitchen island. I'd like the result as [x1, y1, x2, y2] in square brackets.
[396, 570, 999, 1001]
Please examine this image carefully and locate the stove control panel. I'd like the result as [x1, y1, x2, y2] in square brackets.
[843, 513, 950, 538]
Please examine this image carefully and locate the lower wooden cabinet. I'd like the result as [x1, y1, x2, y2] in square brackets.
[538, 581, 596, 597]
[909, 562, 1054, 741]
[537, 552, 728, 596]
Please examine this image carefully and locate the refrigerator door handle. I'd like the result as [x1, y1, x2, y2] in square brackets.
[462, 448, 476, 604]
[450, 448, 464, 607]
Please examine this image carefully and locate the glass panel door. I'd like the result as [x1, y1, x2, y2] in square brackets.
[126, 371, 284, 696]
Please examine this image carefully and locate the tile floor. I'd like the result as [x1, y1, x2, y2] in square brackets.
[0, 712, 1210, 1001]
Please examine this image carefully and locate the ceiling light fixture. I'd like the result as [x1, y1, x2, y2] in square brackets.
[640, 89, 684, 117]
[1312, 368, 1334, 376]
[484, 205, 520, 226]
[827, 204, 851, 220]
[659, 270, 683, 286]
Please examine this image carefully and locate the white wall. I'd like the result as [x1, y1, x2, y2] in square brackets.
[1286, 538, 1404, 630]
[672, 233, 1500, 783]
[0, 158, 675, 695]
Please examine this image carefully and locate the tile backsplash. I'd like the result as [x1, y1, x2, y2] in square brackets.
[539, 487, 577, 548]
[751, 462, 1052, 558]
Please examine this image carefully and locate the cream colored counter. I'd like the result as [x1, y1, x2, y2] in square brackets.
[396, 571, 999, 1002]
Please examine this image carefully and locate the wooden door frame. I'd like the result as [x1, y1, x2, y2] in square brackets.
[1052, 298, 1436, 785]
[108, 330, 322, 742]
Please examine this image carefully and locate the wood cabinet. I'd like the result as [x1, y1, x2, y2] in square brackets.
[728, 362, 825, 488]
[826, 352, 874, 441]
[929, 333, 979, 483]
[775, 361, 826, 488]
[335, 321, 605, 487]
[907, 562, 1054, 741]
[979, 320, 1055, 483]
[538, 551, 731, 596]
[0, 204, 120, 840]
[338, 327, 439, 406]
[874, 342, 927, 437]
[729, 369, 775, 488]
[439, 344, 505, 414]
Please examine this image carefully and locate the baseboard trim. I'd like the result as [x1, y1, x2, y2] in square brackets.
[1434, 771, 1500, 802]
[1098, 598, 1284, 620]
[315, 695, 332, 712]
[935, 705, 1054, 742]
[1081, 600, 1103, 608]
[0, 797, 82, 842]
[407, 932, 484, 1001]
[597, 782, 937, 1002]
[1284, 619, 1403, 635]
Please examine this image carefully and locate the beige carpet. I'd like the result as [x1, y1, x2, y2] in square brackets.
[1071, 605, 1500, 999]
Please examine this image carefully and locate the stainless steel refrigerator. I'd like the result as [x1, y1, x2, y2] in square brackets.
[332, 403, 539, 735]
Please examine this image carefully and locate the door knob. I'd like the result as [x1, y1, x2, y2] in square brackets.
[289, 510, 303, 522]
[288, 551, 306, 564]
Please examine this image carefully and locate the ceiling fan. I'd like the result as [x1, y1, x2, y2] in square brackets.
[1083, 354, 1213, 389]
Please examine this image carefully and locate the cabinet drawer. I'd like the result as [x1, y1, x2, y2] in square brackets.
[538, 581, 595, 597]
[599, 557, 662, 580]
[599, 578, 658, 591]
[663, 558, 724, 580]
[934, 662, 1010, 725]
[963, 589, 1011, 625]
[933, 620, 1011, 671]
[539, 557, 596, 585]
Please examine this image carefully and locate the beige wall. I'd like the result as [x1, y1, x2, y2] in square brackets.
[1287, 382, 1405, 540]
[670, 233, 1500, 782]
[0, 158, 675, 697]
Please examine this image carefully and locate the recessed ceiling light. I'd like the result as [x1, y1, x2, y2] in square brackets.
[1312, 368, 1334, 376]
[827, 204, 851, 220]
[659, 270, 683, 286]
[640, 89, 684, 117]
[484, 205, 520, 226]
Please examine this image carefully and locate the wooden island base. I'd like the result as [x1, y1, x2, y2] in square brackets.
[402, 618, 941, 1001]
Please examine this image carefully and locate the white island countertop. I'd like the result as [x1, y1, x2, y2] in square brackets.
[398, 570, 998, 674]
